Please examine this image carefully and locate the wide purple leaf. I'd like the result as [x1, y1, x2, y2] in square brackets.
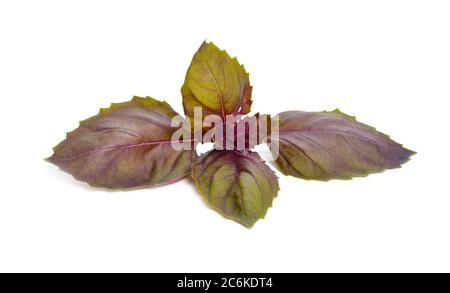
[268, 110, 414, 180]
[192, 150, 279, 228]
[47, 96, 195, 188]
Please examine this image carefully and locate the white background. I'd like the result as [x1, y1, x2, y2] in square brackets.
[0, 0, 449, 273]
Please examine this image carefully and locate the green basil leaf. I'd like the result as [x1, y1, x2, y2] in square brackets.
[192, 150, 279, 228]
[47, 96, 195, 188]
[182, 41, 252, 123]
[268, 110, 415, 180]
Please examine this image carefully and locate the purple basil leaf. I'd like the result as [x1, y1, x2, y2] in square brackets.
[47, 96, 195, 188]
[268, 109, 415, 180]
[192, 150, 279, 228]
[181, 41, 252, 124]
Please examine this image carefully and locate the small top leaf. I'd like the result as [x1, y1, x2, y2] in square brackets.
[182, 41, 252, 123]
[268, 110, 415, 180]
[47, 96, 195, 188]
[192, 150, 279, 228]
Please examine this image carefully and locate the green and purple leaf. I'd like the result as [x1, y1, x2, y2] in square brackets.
[47, 96, 195, 189]
[181, 41, 252, 124]
[268, 110, 415, 180]
[192, 150, 279, 228]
